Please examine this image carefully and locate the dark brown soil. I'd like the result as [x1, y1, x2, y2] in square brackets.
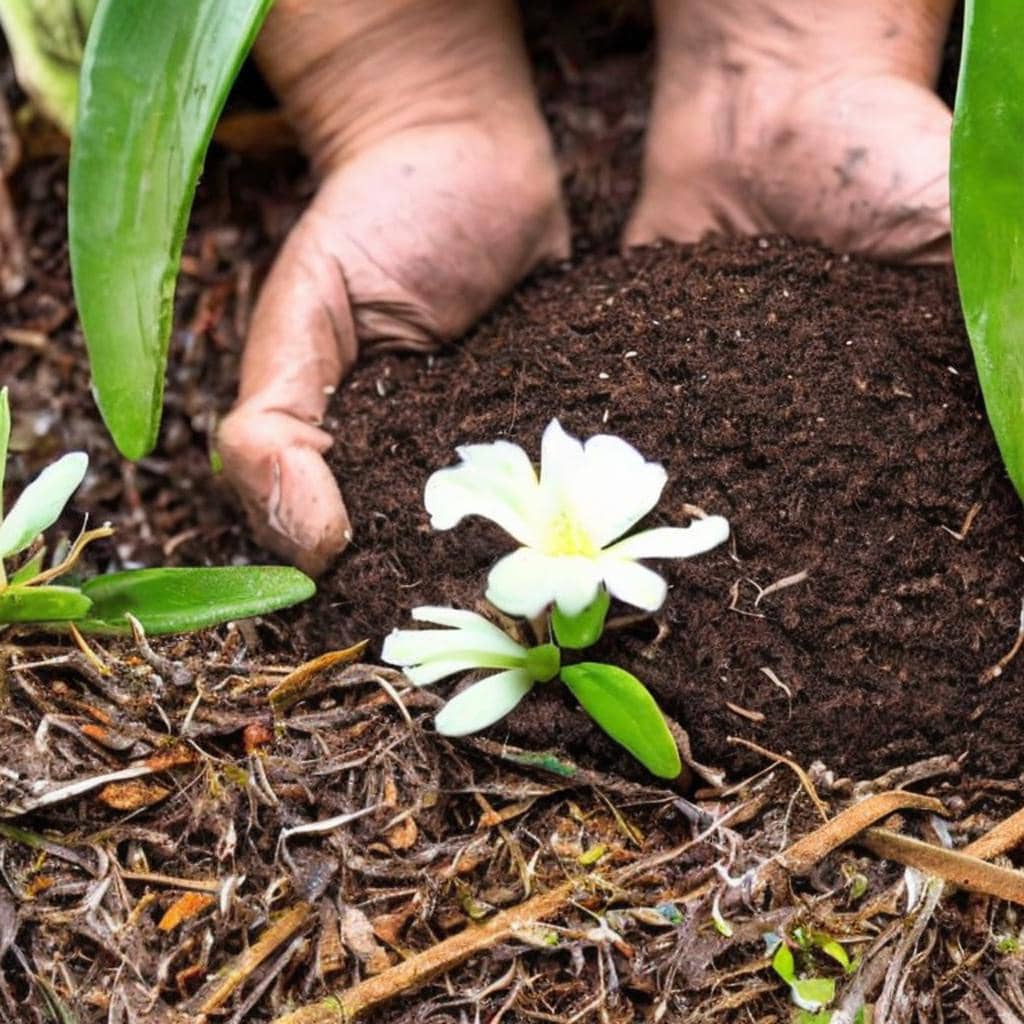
[312, 236, 1024, 782]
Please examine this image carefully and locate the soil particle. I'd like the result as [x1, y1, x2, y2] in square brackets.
[312, 237, 1023, 781]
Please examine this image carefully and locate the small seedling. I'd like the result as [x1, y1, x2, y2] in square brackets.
[384, 419, 729, 778]
[0, 388, 314, 634]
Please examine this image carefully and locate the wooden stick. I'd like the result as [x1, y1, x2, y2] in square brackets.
[270, 884, 573, 1024]
[858, 828, 1024, 905]
[962, 806, 1024, 861]
[775, 790, 946, 876]
[192, 902, 312, 1014]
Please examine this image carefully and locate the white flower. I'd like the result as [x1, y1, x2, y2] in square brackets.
[381, 606, 558, 736]
[424, 419, 729, 618]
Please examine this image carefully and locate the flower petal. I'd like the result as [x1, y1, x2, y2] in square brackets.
[552, 558, 604, 616]
[411, 606, 487, 628]
[381, 625, 524, 665]
[539, 419, 585, 497]
[600, 558, 669, 611]
[572, 434, 667, 548]
[434, 669, 534, 736]
[486, 548, 602, 618]
[424, 439, 540, 545]
[411, 606, 526, 651]
[404, 655, 508, 687]
[486, 548, 557, 617]
[605, 516, 730, 560]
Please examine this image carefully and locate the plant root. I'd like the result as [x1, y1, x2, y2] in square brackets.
[858, 828, 1024, 904]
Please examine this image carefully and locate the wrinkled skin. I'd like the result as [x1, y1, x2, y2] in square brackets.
[626, 0, 954, 262]
[218, 0, 955, 575]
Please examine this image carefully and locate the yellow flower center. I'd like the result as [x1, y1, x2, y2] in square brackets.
[542, 508, 598, 557]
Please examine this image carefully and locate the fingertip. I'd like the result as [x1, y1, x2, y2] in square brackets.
[218, 407, 351, 576]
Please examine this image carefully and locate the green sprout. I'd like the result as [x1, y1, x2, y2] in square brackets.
[383, 419, 729, 779]
[0, 388, 314, 634]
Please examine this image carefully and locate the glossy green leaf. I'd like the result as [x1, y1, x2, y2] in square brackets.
[0, 387, 9, 521]
[810, 932, 850, 972]
[950, 0, 1024, 498]
[0, 584, 92, 624]
[773, 942, 796, 984]
[69, 0, 274, 458]
[0, 0, 95, 133]
[0, 452, 88, 558]
[76, 565, 314, 634]
[560, 662, 681, 779]
[790, 978, 835, 1013]
[551, 588, 610, 650]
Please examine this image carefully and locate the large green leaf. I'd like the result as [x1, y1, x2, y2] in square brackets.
[0, 584, 92, 624]
[77, 566, 314, 634]
[0, 452, 88, 558]
[69, 0, 274, 459]
[950, 0, 1024, 498]
[560, 662, 681, 779]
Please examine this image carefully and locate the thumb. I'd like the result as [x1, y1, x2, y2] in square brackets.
[218, 196, 357, 576]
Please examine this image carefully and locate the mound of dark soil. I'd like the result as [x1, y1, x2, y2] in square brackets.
[307, 236, 1024, 782]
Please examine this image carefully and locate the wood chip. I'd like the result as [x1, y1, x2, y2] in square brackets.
[269, 642, 369, 711]
[158, 893, 216, 931]
[98, 780, 170, 811]
[385, 817, 418, 851]
[477, 798, 537, 829]
[340, 905, 392, 974]
[316, 901, 346, 978]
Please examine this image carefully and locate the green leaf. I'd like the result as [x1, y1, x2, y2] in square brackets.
[795, 1013, 833, 1024]
[0, 387, 9, 521]
[0, 452, 88, 558]
[950, 0, 1024, 499]
[76, 566, 315, 635]
[559, 662, 681, 779]
[551, 588, 610, 649]
[791, 978, 836, 1013]
[0, 0, 96, 134]
[773, 942, 797, 984]
[0, 584, 92, 624]
[810, 932, 851, 972]
[69, 0, 274, 459]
